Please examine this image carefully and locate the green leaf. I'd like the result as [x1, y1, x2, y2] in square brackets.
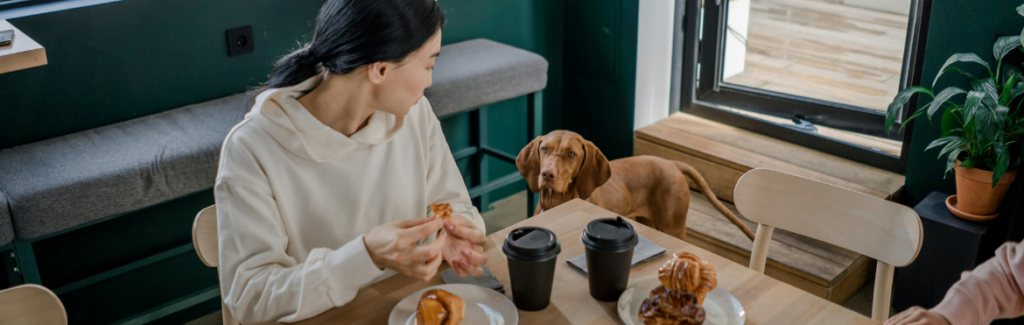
[926, 137, 956, 152]
[974, 78, 1000, 106]
[939, 136, 969, 159]
[960, 157, 981, 168]
[1002, 74, 1017, 105]
[941, 108, 960, 136]
[963, 91, 987, 125]
[943, 66, 977, 80]
[1018, 3, 1024, 17]
[900, 108, 927, 134]
[934, 53, 992, 87]
[945, 148, 964, 177]
[993, 142, 1010, 187]
[1012, 81, 1024, 100]
[994, 36, 1022, 62]
[926, 87, 966, 120]
[886, 86, 933, 133]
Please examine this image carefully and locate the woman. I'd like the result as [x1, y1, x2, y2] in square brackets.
[214, 0, 487, 323]
[886, 241, 1024, 325]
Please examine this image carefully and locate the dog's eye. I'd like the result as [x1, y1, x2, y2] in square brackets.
[541, 147, 548, 153]
[568, 151, 576, 157]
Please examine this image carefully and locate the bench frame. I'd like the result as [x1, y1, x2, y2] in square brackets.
[447, 91, 543, 218]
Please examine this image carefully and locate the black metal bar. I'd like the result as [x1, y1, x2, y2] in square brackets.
[688, 103, 904, 173]
[452, 147, 479, 161]
[481, 146, 517, 164]
[478, 107, 490, 211]
[51, 243, 196, 295]
[898, 0, 933, 171]
[680, 0, 701, 109]
[1, 244, 19, 287]
[669, 0, 688, 113]
[469, 172, 524, 199]
[469, 110, 482, 209]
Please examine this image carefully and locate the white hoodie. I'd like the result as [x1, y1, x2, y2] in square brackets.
[214, 74, 485, 324]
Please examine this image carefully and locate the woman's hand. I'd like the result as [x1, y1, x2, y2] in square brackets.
[363, 217, 447, 282]
[442, 214, 488, 277]
[885, 307, 951, 325]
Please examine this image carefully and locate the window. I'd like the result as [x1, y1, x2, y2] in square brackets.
[677, 0, 932, 173]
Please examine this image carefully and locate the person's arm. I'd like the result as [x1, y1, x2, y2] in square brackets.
[931, 241, 1024, 325]
[216, 177, 386, 324]
[422, 100, 485, 232]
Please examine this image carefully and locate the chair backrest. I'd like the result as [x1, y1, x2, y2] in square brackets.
[193, 205, 219, 267]
[735, 168, 922, 322]
[192, 205, 239, 325]
[0, 284, 67, 325]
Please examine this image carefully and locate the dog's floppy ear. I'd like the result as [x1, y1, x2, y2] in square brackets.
[575, 140, 612, 200]
[516, 136, 545, 193]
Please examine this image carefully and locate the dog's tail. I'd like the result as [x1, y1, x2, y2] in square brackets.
[674, 161, 756, 240]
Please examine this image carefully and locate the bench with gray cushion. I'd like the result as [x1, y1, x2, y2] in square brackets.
[0, 191, 12, 247]
[0, 38, 547, 242]
[0, 38, 546, 314]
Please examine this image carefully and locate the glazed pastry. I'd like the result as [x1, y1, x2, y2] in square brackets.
[658, 252, 717, 304]
[430, 203, 453, 222]
[638, 285, 706, 325]
[417, 289, 465, 325]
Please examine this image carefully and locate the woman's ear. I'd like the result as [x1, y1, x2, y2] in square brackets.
[516, 136, 545, 193]
[575, 140, 611, 200]
[367, 62, 388, 84]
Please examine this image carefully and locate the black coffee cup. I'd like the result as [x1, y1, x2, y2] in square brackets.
[581, 216, 639, 301]
[503, 227, 561, 311]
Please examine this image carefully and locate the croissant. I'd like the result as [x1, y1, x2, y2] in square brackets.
[417, 289, 465, 325]
[638, 285, 706, 325]
[430, 203, 453, 222]
[658, 252, 717, 304]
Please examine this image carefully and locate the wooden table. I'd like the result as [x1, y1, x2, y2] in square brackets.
[295, 199, 879, 325]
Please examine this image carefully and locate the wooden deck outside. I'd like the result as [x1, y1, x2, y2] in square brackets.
[724, 0, 909, 112]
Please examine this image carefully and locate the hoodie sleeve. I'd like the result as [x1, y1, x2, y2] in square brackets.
[932, 241, 1024, 325]
[214, 127, 384, 324]
[421, 99, 486, 232]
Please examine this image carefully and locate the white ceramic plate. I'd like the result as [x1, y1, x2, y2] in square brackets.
[389, 284, 518, 325]
[617, 279, 746, 325]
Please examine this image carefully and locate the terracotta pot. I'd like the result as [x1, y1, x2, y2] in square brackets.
[954, 160, 1018, 216]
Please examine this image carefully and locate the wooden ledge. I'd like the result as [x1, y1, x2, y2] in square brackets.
[0, 19, 47, 75]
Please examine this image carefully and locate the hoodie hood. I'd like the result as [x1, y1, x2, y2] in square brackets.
[246, 73, 406, 162]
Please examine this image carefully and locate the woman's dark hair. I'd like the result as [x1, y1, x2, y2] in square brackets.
[264, 0, 445, 89]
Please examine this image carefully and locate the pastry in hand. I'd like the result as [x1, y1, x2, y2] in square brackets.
[638, 285, 706, 325]
[658, 252, 717, 304]
[430, 203, 453, 222]
[417, 289, 465, 325]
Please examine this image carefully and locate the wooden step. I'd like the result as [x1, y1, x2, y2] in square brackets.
[635, 112, 906, 304]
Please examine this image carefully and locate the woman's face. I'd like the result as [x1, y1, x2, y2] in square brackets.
[373, 31, 442, 116]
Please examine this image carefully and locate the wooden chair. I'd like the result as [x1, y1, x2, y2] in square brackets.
[734, 168, 922, 322]
[193, 205, 239, 325]
[0, 284, 67, 325]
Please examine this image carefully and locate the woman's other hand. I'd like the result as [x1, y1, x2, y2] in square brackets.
[443, 214, 487, 277]
[364, 217, 447, 282]
[885, 307, 951, 325]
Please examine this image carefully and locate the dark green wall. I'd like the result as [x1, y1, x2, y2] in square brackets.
[903, 1, 1024, 204]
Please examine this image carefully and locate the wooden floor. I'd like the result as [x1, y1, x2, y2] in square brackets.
[724, 0, 909, 111]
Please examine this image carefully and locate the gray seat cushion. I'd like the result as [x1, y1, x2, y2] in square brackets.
[426, 39, 548, 117]
[0, 190, 12, 246]
[0, 94, 251, 239]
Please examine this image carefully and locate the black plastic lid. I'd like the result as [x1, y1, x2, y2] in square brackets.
[503, 227, 561, 260]
[581, 217, 639, 250]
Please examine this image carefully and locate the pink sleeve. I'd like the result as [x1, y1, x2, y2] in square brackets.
[931, 242, 1024, 325]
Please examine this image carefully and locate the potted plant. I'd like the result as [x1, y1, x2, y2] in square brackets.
[885, 4, 1024, 220]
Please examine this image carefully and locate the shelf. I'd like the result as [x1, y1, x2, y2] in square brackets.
[0, 19, 46, 75]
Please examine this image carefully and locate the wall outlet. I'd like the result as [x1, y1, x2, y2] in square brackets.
[226, 26, 254, 57]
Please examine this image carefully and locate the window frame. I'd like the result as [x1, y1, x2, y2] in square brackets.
[674, 0, 933, 174]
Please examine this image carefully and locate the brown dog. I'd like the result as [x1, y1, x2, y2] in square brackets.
[516, 130, 755, 240]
